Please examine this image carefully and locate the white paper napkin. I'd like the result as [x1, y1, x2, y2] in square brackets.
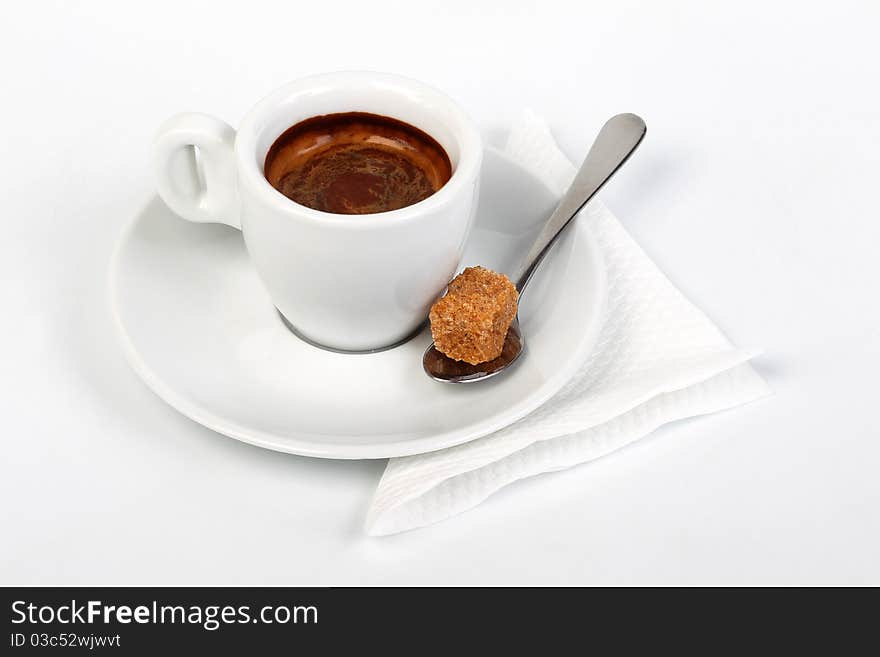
[366, 111, 771, 536]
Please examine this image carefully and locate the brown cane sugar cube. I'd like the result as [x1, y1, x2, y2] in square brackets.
[429, 266, 519, 365]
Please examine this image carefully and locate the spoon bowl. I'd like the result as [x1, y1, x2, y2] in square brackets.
[423, 317, 523, 383]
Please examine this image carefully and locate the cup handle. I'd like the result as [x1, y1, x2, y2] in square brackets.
[153, 113, 241, 230]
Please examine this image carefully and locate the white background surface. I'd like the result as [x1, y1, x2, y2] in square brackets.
[1, 0, 878, 585]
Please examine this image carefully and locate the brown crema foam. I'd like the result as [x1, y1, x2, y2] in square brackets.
[264, 112, 452, 215]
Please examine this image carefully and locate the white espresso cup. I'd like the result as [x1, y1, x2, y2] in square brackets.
[154, 72, 482, 351]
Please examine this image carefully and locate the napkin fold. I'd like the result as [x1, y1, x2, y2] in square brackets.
[366, 111, 770, 536]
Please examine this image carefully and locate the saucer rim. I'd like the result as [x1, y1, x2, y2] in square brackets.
[109, 146, 607, 459]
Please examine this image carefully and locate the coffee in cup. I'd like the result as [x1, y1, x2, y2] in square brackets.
[264, 112, 452, 215]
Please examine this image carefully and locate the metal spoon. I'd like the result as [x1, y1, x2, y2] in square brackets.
[423, 113, 647, 383]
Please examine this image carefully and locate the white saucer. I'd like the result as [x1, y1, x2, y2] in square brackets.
[110, 148, 606, 459]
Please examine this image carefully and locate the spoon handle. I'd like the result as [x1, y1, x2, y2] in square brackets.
[514, 113, 646, 292]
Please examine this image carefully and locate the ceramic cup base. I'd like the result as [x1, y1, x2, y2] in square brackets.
[276, 310, 427, 355]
